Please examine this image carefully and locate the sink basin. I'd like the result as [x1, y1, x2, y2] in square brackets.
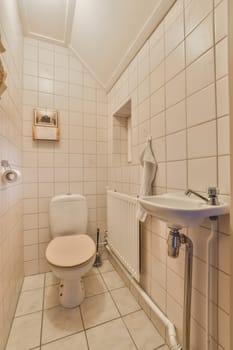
[139, 192, 229, 227]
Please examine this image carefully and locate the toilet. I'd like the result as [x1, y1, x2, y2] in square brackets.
[45, 194, 96, 308]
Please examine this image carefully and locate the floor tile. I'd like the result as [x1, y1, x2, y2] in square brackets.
[41, 306, 83, 344]
[111, 287, 141, 315]
[45, 272, 59, 287]
[85, 266, 100, 277]
[98, 260, 115, 274]
[41, 332, 88, 349]
[81, 292, 120, 328]
[86, 318, 137, 350]
[44, 285, 60, 309]
[22, 274, 44, 291]
[15, 288, 43, 316]
[123, 310, 165, 350]
[6, 312, 42, 350]
[101, 270, 125, 290]
[83, 274, 107, 297]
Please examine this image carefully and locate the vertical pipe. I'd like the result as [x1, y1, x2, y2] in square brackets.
[181, 235, 193, 350]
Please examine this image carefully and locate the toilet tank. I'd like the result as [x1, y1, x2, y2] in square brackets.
[49, 194, 88, 237]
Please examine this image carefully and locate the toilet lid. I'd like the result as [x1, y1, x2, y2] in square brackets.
[46, 234, 96, 268]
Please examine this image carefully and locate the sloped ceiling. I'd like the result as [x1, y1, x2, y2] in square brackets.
[17, 0, 176, 90]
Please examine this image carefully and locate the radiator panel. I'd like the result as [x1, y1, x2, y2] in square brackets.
[107, 190, 140, 282]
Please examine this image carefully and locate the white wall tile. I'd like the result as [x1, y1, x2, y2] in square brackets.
[187, 49, 214, 96]
[187, 84, 215, 127]
[185, 14, 213, 65]
[166, 130, 186, 161]
[187, 121, 217, 158]
[215, 0, 228, 43]
[188, 157, 217, 191]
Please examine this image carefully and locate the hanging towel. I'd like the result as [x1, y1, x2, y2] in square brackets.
[137, 140, 157, 222]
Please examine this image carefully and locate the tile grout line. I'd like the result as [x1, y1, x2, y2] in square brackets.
[79, 296, 90, 350]
[39, 274, 46, 348]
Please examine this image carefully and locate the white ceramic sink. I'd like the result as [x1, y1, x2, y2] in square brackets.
[139, 192, 229, 227]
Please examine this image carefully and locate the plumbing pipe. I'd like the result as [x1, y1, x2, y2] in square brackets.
[181, 235, 193, 350]
[206, 218, 218, 350]
[105, 245, 182, 350]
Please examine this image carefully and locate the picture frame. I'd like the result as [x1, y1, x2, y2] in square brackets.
[32, 108, 60, 141]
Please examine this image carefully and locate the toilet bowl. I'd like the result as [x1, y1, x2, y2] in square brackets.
[45, 194, 96, 308]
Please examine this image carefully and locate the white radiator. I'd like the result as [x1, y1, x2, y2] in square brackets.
[107, 190, 140, 282]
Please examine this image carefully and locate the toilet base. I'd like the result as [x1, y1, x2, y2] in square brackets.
[59, 278, 84, 308]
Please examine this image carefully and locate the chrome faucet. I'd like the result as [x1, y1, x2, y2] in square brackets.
[185, 187, 219, 205]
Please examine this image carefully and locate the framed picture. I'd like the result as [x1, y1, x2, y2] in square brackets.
[32, 109, 60, 141]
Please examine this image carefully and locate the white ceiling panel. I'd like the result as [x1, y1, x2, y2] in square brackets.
[18, 0, 76, 44]
[17, 0, 176, 89]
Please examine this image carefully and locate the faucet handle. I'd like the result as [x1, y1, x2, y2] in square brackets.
[207, 187, 219, 196]
[207, 187, 220, 205]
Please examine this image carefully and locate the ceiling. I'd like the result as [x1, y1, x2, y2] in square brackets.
[17, 0, 176, 90]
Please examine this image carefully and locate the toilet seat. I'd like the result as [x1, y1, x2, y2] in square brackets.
[46, 234, 96, 268]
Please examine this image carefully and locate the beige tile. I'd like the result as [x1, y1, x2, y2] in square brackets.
[166, 295, 183, 341]
[187, 49, 214, 96]
[186, 14, 213, 66]
[150, 87, 165, 117]
[83, 274, 107, 297]
[150, 62, 164, 94]
[86, 318, 136, 350]
[22, 273, 44, 291]
[111, 287, 140, 316]
[45, 272, 59, 286]
[218, 156, 230, 195]
[81, 292, 119, 328]
[216, 38, 228, 80]
[16, 288, 43, 316]
[217, 116, 230, 155]
[150, 38, 165, 72]
[166, 71, 185, 108]
[42, 306, 83, 344]
[215, 0, 228, 43]
[165, 13, 184, 55]
[185, 0, 212, 35]
[41, 332, 88, 350]
[166, 100, 186, 134]
[6, 312, 42, 350]
[167, 160, 187, 190]
[165, 42, 185, 81]
[101, 270, 125, 290]
[44, 285, 59, 309]
[150, 279, 166, 312]
[187, 121, 217, 158]
[151, 256, 166, 289]
[123, 310, 164, 350]
[151, 112, 165, 139]
[187, 84, 215, 127]
[216, 76, 229, 117]
[188, 157, 217, 192]
[166, 130, 186, 161]
[98, 260, 115, 274]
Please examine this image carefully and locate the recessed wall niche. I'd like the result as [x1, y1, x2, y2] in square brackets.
[113, 99, 132, 165]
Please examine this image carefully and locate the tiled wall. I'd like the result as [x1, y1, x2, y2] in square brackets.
[107, 0, 230, 348]
[22, 38, 108, 275]
[0, 1, 24, 349]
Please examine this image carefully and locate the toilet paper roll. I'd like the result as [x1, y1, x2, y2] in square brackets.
[1, 169, 21, 183]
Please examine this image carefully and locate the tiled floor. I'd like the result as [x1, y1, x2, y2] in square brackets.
[6, 259, 170, 350]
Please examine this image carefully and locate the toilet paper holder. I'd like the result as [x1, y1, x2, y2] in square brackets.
[1, 160, 21, 183]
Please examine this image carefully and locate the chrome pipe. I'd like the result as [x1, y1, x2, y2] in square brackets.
[181, 234, 193, 350]
[167, 229, 193, 350]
